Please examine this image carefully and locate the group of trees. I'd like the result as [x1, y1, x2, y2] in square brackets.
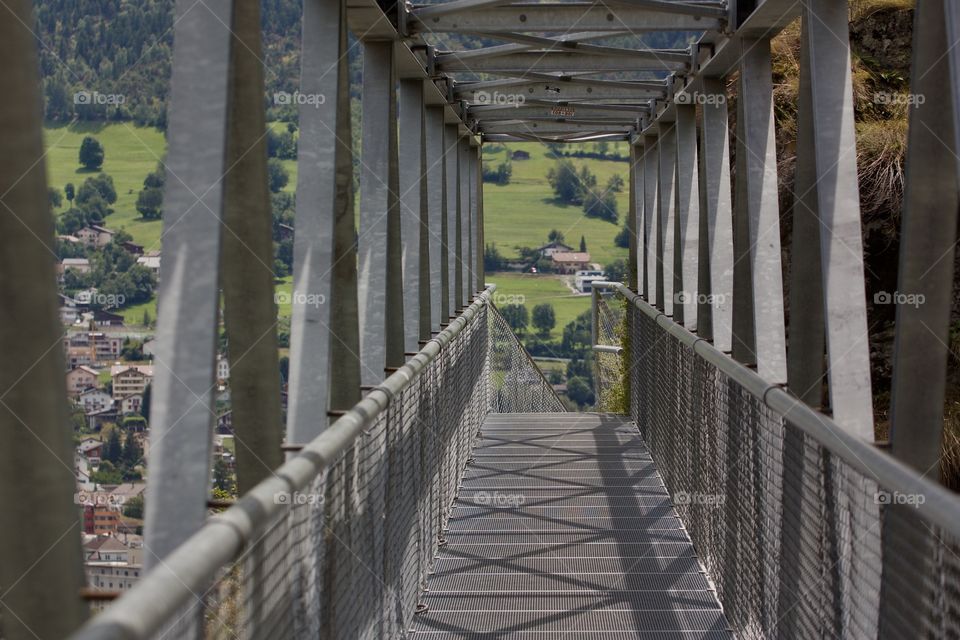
[501, 302, 557, 337]
[546, 141, 628, 162]
[546, 159, 619, 223]
[482, 160, 513, 185]
[56, 170, 120, 234]
[61, 237, 157, 307]
[90, 427, 143, 484]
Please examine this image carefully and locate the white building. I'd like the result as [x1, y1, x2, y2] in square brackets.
[575, 269, 605, 293]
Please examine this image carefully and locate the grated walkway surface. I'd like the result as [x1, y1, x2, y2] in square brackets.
[411, 412, 732, 639]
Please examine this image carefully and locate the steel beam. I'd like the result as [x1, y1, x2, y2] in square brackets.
[468, 104, 646, 119]
[459, 137, 472, 306]
[410, 5, 723, 33]
[437, 50, 690, 73]
[697, 76, 733, 352]
[0, 2, 86, 636]
[479, 121, 635, 134]
[455, 78, 666, 102]
[673, 103, 699, 330]
[144, 0, 234, 571]
[475, 144, 485, 289]
[221, 0, 283, 495]
[657, 121, 677, 315]
[426, 106, 446, 331]
[642, 134, 659, 304]
[889, 1, 960, 472]
[481, 132, 631, 142]
[399, 79, 426, 352]
[731, 38, 787, 383]
[628, 143, 640, 292]
[445, 124, 460, 314]
[359, 41, 404, 383]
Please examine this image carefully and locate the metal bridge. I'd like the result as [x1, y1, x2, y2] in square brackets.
[2, 0, 960, 639]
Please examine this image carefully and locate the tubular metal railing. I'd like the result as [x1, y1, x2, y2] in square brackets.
[593, 280, 960, 639]
[69, 286, 561, 640]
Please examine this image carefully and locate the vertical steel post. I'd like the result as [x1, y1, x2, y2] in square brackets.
[627, 144, 639, 291]
[633, 141, 645, 297]
[459, 137, 472, 307]
[643, 134, 660, 304]
[445, 124, 460, 316]
[289, 0, 359, 440]
[399, 79, 425, 353]
[792, 0, 873, 437]
[221, 0, 283, 493]
[359, 41, 404, 383]
[426, 108, 447, 328]
[657, 121, 677, 315]
[144, 0, 234, 570]
[733, 38, 787, 383]
[674, 103, 700, 331]
[0, 3, 87, 636]
[889, 1, 960, 471]
[476, 144, 486, 289]
[697, 76, 734, 352]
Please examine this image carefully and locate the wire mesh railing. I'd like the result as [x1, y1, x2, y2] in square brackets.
[597, 281, 960, 640]
[593, 289, 626, 412]
[488, 303, 566, 413]
[70, 286, 561, 640]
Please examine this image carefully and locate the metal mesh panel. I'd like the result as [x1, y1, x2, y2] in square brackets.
[488, 304, 566, 413]
[117, 299, 565, 640]
[595, 291, 626, 411]
[626, 300, 960, 640]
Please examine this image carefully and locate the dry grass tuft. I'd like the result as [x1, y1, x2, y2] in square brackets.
[850, 0, 914, 22]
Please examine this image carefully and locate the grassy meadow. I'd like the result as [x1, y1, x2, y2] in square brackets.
[487, 273, 590, 343]
[482, 142, 631, 266]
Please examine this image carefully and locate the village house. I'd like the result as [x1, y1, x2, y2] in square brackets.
[65, 332, 123, 366]
[83, 536, 143, 609]
[135, 253, 161, 277]
[110, 365, 154, 400]
[66, 365, 99, 397]
[77, 437, 103, 464]
[119, 393, 143, 415]
[216, 354, 230, 382]
[58, 257, 91, 276]
[59, 294, 79, 324]
[78, 388, 113, 414]
[550, 251, 592, 274]
[91, 309, 125, 327]
[86, 406, 118, 431]
[536, 240, 574, 258]
[76, 225, 115, 248]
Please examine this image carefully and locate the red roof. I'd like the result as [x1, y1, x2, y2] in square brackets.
[551, 252, 591, 263]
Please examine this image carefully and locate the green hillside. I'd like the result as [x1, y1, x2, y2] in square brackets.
[482, 142, 631, 267]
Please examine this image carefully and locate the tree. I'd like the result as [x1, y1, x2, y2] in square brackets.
[614, 224, 630, 248]
[484, 243, 507, 272]
[482, 160, 512, 185]
[103, 428, 122, 464]
[579, 235, 587, 252]
[567, 376, 595, 407]
[79, 136, 105, 170]
[500, 304, 529, 335]
[604, 259, 628, 283]
[64, 183, 75, 203]
[531, 303, 556, 337]
[268, 158, 289, 193]
[121, 431, 142, 466]
[77, 174, 117, 206]
[213, 457, 236, 496]
[142, 309, 152, 327]
[123, 495, 144, 519]
[546, 159, 583, 204]
[49, 187, 63, 209]
[607, 174, 625, 192]
[548, 229, 565, 244]
[136, 187, 163, 219]
[583, 190, 618, 223]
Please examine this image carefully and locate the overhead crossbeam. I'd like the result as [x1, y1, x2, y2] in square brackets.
[437, 50, 689, 72]
[410, 4, 723, 34]
[468, 103, 648, 118]
[478, 120, 636, 134]
[454, 77, 668, 102]
[483, 132, 631, 142]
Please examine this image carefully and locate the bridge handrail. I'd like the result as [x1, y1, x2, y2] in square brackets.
[592, 280, 960, 539]
[70, 285, 497, 640]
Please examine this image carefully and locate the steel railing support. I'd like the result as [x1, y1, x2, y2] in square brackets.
[628, 143, 640, 291]
[673, 103, 699, 330]
[0, 3, 87, 636]
[221, 0, 283, 494]
[696, 76, 734, 352]
[144, 0, 235, 577]
[359, 40, 405, 382]
[731, 38, 787, 383]
[399, 79, 427, 352]
[642, 134, 659, 304]
[656, 121, 677, 315]
[289, 0, 360, 443]
[887, 1, 960, 474]
[426, 107, 447, 331]
[445, 124, 460, 315]
[475, 144, 486, 290]
[459, 137, 472, 307]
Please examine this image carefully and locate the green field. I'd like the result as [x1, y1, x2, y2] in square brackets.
[482, 142, 630, 266]
[44, 122, 167, 248]
[487, 272, 590, 343]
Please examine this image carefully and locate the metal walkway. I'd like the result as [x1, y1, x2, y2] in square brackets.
[412, 413, 732, 639]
